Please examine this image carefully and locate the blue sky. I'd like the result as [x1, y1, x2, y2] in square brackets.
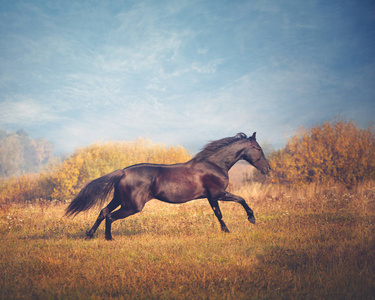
[1, 0, 374, 154]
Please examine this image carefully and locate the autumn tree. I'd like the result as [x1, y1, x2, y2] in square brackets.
[0, 129, 54, 178]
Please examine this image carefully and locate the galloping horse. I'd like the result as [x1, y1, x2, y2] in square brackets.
[66, 132, 271, 240]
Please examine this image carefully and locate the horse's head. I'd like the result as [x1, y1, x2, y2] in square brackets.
[242, 132, 271, 174]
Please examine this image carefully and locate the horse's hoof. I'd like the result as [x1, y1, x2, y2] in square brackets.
[86, 231, 94, 239]
[105, 236, 114, 241]
[221, 227, 230, 233]
[248, 216, 256, 224]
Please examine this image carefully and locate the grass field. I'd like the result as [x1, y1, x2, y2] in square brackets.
[1, 182, 374, 299]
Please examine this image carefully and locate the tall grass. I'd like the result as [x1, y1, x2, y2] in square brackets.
[1, 181, 374, 299]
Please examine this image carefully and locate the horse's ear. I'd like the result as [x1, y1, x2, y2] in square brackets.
[236, 132, 247, 139]
[250, 132, 256, 141]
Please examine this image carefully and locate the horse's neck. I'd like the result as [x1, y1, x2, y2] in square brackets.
[207, 144, 243, 171]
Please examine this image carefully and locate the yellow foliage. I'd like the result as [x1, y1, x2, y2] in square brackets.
[50, 138, 191, 201]
[268, 120, 375, 187]
[0, 138, 191, 203]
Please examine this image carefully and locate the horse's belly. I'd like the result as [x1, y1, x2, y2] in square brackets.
[152, 178, 205, 203]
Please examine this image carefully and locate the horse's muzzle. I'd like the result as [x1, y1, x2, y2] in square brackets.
[261, 166, 271, 174]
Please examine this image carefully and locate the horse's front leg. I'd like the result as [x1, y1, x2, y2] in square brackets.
[218, 192, 256, 224]
[208, 198, 230, 233]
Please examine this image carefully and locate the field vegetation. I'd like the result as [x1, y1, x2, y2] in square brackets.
[0, 120, 374, 299]
[1, 182, 374, 299]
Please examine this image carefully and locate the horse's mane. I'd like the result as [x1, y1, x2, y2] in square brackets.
[191, 132, 247, 163]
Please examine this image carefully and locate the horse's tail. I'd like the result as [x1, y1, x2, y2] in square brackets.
[65, 169, 125, 217]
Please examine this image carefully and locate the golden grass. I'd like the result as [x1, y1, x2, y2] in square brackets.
[1, 182, 374, 299]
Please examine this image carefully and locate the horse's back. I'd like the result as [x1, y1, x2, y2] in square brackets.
[120, 163, 205, 203]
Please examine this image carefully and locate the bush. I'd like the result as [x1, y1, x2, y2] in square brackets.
[267, 120, 375, 187]
[0, 139, 191, 203]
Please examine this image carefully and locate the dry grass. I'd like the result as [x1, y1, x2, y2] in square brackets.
[1, 182, 374, 299]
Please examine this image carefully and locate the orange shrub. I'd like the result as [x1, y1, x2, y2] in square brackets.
[268, 120, 375, 187]
[0, 172, 53, 203]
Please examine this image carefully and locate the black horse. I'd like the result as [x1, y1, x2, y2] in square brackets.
[66, 132, 270, 240]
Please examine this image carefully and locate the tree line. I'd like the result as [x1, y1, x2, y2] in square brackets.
[0, 129, 54, 178]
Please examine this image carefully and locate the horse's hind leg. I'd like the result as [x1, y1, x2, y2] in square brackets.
[86, 197, 120, 238]
[104, 206, 140, 240]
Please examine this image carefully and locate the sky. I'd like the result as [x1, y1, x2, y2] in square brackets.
[1, 0, 374, 155]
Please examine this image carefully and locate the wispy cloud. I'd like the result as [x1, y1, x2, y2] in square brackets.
[0, 96, 61, 125]
[191, 59, 224, 74]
